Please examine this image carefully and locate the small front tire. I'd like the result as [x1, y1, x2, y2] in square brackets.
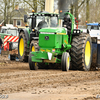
[61, 52, 70, 71]
[29, 53, 38, 70]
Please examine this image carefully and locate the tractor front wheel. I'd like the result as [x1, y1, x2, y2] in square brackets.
[29, 40, 39, 70]
[30, 40, 39, 52]
[30, 39, 47, 69]
[61, 52, 70, 71]
[29, 53, 38, 70]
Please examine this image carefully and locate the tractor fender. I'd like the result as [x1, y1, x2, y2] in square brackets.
[32, 37, 39, 40]
[30, 37, 39, 50]
[30, 37, 39, 42]
[19, 29, 29, 42]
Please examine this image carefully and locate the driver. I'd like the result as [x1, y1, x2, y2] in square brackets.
[63, 14, 72, 35]
[37, 17, 48, 30]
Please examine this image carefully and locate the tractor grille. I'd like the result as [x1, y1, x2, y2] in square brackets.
[39, 34, 62, 48]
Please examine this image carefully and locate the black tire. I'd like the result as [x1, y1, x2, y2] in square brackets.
[10, 55, 15, 60]
[18, 31, 28, 62]
[70, 33, 92, 71]
[30, 40, 46, 69]
[30, 40, 39, 52]
[29, 40, 39, 70]
[29, 53, 38, 70]
[61, 52, 70, 71]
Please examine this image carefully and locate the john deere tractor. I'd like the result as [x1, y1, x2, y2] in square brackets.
[29, 12, 92, 71]
[18, 11, 58, 61]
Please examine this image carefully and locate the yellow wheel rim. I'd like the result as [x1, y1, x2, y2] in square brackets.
[32, 46, 35, 52]
[19, 38, 24, 56]
[85, 41, 91, 66]
[32, 45, 37, 66]
[35, 63, 37, 66]
[67, 57, 70, 69]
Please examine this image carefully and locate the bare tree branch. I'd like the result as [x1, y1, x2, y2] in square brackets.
[78, 0, 85, 8]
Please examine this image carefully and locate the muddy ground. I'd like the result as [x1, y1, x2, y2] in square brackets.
[0, 55, 100, 100]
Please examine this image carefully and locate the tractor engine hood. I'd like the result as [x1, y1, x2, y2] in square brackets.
[39, 27, 67, 34]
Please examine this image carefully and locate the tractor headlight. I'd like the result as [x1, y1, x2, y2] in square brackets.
[73, 29, 80, 34]
[77, 31, 79, 33]
[74, 31, 76, 33]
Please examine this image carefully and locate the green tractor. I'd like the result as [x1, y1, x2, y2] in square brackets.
[29, 12, 92, 71]
[18, 11, 58, 62]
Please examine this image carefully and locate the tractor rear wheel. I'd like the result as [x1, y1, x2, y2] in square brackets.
[70, 33, 92, 71]
[61, 52, 70, 71]
[18, 31, 28, 62]
[29, 53, 38, 70]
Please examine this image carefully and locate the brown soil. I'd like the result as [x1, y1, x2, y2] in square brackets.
[0, 55, 100, 100]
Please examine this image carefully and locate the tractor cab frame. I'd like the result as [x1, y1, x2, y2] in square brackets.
[24, 12, 59, 41]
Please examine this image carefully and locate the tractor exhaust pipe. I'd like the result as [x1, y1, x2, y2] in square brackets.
[45, 0, 54, 13]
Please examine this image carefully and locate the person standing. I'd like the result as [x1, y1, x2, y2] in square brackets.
[62, 14, 72, 35]
[0, 36, 3, 54]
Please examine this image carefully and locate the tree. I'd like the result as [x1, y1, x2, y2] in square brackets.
[23, 0, 45, 12]
[86, 0, 90, 22]
[70, 0, 86, 20]
[74, 0, 78, 20]
[0, 0, 17, 25]
[0, 0, 45, 25]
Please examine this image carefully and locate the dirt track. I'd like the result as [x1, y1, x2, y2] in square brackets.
[0, 55, 100, 100]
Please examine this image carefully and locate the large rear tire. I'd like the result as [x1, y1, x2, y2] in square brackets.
[70, 33, 92, 71]
[18, 31, 28, 62]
